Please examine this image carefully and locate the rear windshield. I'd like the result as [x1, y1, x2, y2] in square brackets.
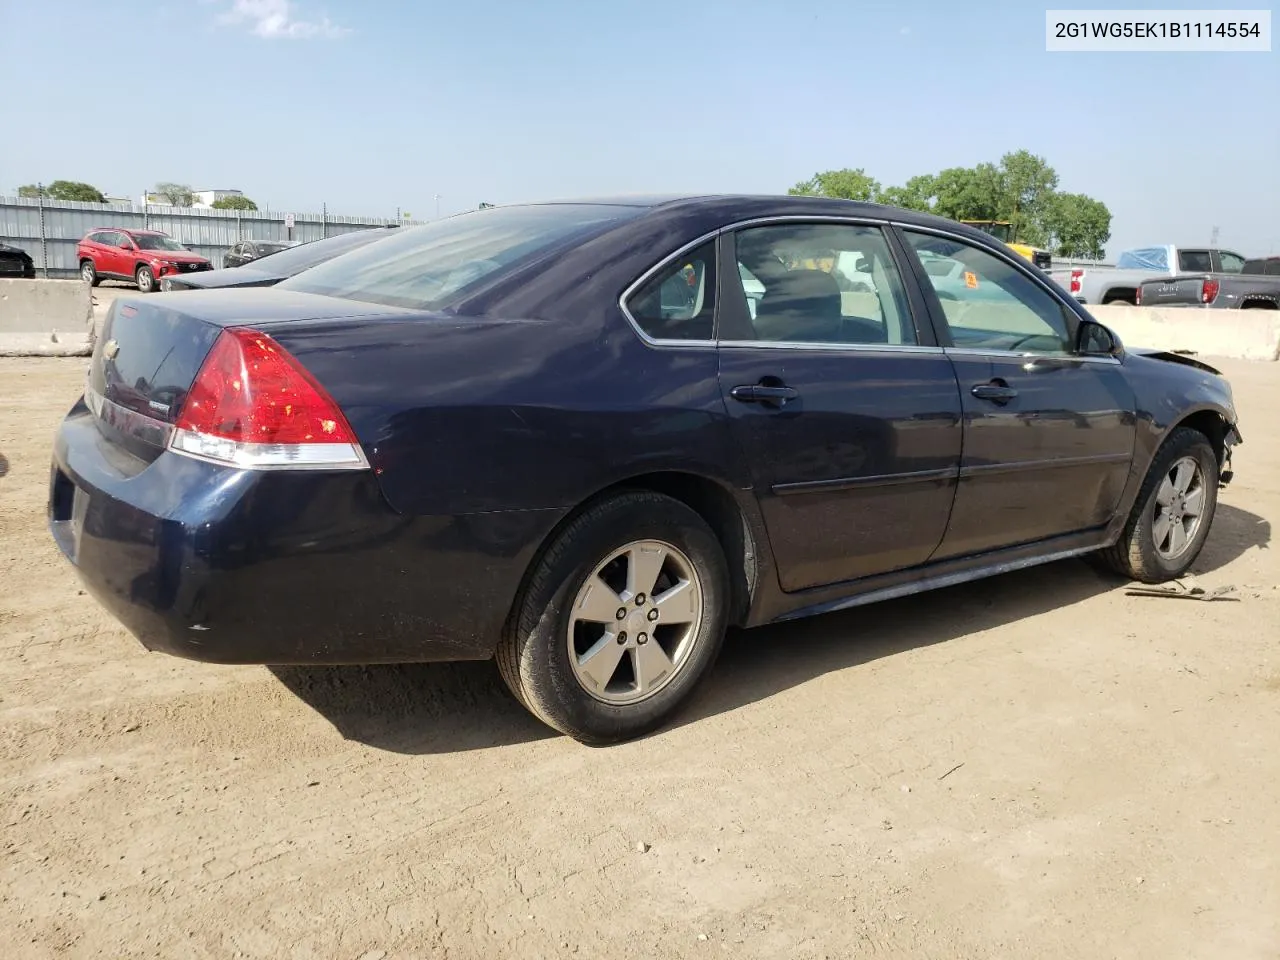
[278, 204, 641, 310]
[1178, 250, 1212, 272]
[245, 229, 394, 276]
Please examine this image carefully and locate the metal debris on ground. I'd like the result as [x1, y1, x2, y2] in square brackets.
[1124, 578, 1237, 602]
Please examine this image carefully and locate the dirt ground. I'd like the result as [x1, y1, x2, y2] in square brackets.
[1, 356, 1277, 960]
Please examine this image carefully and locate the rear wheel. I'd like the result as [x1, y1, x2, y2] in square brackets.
[1106, 297, 1135, 307]
[1099, 427, 1219, 582]
[80, 260, 99, 286]
[135, 264, 155, 293]
[497, 491, 730, 744]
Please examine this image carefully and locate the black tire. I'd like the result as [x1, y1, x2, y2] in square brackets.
[1099, 426, 1219, 583]
[497, 491, 731, 745]
[1106, 298, 1135, 307]
[135, 264, 155, 293]
[80, 260, 99, 287]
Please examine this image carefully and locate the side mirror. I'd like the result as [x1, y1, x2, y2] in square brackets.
[1077, 319, 1122, 357]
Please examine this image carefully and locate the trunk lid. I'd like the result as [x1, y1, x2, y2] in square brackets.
[87, 290, 414, 461]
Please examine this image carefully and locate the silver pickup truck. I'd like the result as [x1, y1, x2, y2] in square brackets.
[1049, 245, 1248, 306]
[1138, 256, 1280, 310]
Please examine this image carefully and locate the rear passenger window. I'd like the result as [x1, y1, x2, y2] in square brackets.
[725, 223, 917, 345]
[624, 241, 716, 341]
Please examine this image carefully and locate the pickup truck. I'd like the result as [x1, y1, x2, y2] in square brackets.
[1049, 245, 1248, 306]
[1138, 256, 1280, 310]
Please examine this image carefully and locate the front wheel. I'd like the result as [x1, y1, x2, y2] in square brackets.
[80, 260, 99, 286]
[497, 491, 731, 744]
[135, 264, 155, 293]
[1099, 427, 1219, 582]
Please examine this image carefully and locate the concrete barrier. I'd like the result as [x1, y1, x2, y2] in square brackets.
[0, 278, 96, 356]
[1088, 304, 1280, 362]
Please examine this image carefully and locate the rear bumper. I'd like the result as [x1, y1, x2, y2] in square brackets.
[49, 401, 560, 665]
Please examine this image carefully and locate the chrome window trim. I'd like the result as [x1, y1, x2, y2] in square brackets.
[943, 346, 1121, 365]
[721, 340, 945, 356]
[617, 214, 1110, 359]
[618, 214, 919, 351]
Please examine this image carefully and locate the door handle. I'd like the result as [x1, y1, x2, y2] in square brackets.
[730, 383, 799, 406]
[971, 381, 1018, 404]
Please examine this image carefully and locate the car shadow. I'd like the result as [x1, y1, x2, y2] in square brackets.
[271, 502, 1270, 754]
[0, 452, 9, 479]
[269, 660, 555, 754]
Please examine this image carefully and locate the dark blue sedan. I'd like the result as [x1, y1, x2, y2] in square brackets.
[48, 195, 1242, 743]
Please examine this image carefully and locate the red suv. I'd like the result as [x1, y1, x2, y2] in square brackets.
[77, 229, 212, 293]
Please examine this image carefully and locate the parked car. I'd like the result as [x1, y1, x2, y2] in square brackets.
[49, 196, 1242, 744]
[222, 240, 296, 269]
[160, 228, 397, 292]
[0, 242, 35, 278]
[1138, 256, 1280, 310]
[1049, 245, 1247, 306]
[78, 229, 212, 292]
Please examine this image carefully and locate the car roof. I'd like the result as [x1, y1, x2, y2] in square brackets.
[506, 193, 991, 238]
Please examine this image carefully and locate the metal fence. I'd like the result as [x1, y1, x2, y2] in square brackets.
[0, 196, 425, 277]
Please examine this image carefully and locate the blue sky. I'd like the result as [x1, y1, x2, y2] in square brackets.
[1, 0, 1276, 256]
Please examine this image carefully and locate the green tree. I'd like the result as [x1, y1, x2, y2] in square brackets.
[997, 150, 1059, 246]
[1043, 192, 1112, 259]
[47, 180, 106, 203]
[877, 174, 936, 212]
[18, 181, 107, 202]
[153, 182, 195, 207]
[930, 163, 1005, 221]
[211, 195, 258, 211]
[787, 168, 882, 202]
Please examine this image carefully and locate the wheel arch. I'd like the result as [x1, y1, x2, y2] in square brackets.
[1165, 405, 1233, 464]
[505, 470, 761, 642]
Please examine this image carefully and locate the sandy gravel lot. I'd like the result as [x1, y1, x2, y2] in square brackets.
[1, 356, 1277, 960]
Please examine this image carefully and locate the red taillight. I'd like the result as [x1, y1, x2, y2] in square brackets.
[1135, 286, 1142, 305]
[1201, 279, 1219, 304]
[170, 327, 367, 470]
[1069, 269, 1082, 295]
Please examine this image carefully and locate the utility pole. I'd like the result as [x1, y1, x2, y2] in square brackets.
[434, 194, 441, 220]
[1210, 225, 1220, 247]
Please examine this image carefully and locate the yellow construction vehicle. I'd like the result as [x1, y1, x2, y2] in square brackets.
[960, 220, 1052, 271]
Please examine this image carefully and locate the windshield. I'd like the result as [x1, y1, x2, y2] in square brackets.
[242, 231, 394, 276]
[134, 234, 187, 252]
[279, 204, 642, 310]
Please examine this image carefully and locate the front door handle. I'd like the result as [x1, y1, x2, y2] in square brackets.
[730, 383, 799, 406]
[971, 381, 1018, 404]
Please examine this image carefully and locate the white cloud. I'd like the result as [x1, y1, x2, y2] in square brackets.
[218, 0, 349, 39]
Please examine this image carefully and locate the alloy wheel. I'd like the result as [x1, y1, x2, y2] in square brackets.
[566, 539, 704, 705]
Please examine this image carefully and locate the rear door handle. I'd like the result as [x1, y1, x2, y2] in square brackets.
[730, 384, 799, 406]
[971, 381, 1018, 404]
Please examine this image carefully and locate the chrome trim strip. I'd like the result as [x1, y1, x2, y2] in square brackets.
[85, 385, 175, 447]
[720, 340, 945, 356]
[773, 466, 959, 497]
[958, 452, 1132, 479]
[944, 347, 1122, 365]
